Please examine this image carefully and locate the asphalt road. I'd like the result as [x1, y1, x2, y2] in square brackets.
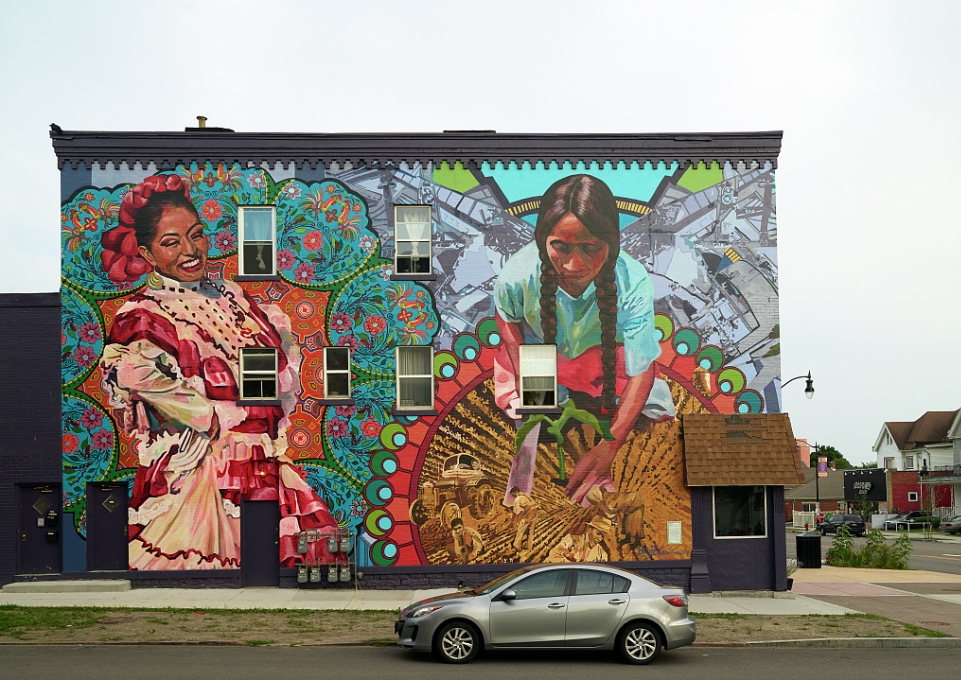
[785, 530, 961, 575]
[4, 645, 961, 679]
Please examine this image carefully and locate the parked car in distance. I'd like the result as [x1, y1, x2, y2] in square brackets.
[883, 511, 934, 530]
[395, 564, 696, 665]
[817, 514, 865, 537]
[939, 516, 961, 535]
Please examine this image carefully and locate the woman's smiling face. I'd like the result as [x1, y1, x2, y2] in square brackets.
[139, 206, 208, 282]
[546, 212, 610, 297]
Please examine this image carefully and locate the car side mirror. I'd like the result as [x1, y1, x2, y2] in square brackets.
[499, 589, 516, 602]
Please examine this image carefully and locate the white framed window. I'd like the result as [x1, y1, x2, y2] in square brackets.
[905, 455, 914, 470]
[908, 492, 919, 502]
[396, 346, 433, 410]
[713, 486, 767, 538]
[239, 206, 276, 276]
[519, 344, 557, 407]
[394, 205, 432, 275]
[802, 502, 817, 513]
[240, 348, 278, 400]
[324, 346, 351, 399]
[884, 457, 895, 470]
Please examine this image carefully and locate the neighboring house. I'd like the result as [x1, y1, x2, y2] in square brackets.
[783, 468, 846, 521]
[1, 124, 802, 592]
[874, 409, 959, 472]
[873, 409, 961, 517]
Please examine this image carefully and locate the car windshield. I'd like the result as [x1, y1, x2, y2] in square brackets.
[473, 566, 539, 595]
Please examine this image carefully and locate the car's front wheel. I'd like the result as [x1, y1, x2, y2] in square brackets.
[617, 622, 662, 665]
[820, 527, 827, 536]
[434, 621, 480, 664]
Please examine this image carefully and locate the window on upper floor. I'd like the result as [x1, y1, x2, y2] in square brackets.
[394, 205, 432, 275]
[884, 457, 895, 470]
[519, 344, 557, 408]
[324, 346, 351, 399]
[239, 347, 277, 400]
[905, 455, 914, 470]
[239, 206, 276, 276]
[396, 345, 433, 410]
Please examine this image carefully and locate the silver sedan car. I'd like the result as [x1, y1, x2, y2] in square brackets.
[395, 564, 696, 664]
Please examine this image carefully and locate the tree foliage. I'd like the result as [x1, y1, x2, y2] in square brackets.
[814, 444, 853, 470]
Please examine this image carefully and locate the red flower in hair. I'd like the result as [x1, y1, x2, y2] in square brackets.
[101, 175, 192, 285]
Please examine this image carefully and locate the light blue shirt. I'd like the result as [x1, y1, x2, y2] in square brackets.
[494, 242, 661, 376]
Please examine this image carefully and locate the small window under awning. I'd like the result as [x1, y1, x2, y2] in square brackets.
[682, 413, 806, 487]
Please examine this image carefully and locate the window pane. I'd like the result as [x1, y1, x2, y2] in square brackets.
[522, 376, 554, 391]
[521, 344, 556, 376]
[396, 256, 430, 274]
[243, 208, 274, 241]
[714, 486, 766, 537]
[396, 241, 431, 257]
[398, 347, 432, 375]
[327, 374, 350, 398]
[326, 347, 349, 371]
[243, 349, 276, 372]
[613, 575, 630, 593]
[243, 243, 273, 274]
[399, 377, 432, 407]
[395, 221, 431, 242]
[243, 378, 276, 399]
[511, 570, 569, 600]
[396, 206, 431, 225]
[574, 570, 614, 596]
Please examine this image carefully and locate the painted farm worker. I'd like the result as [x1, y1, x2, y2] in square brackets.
[494, 175, 675, 507]
[546, 515, 615, 563]
[450, 517, 485, 563]
[99, 173, 337, 570]
[510, 485, 539, 558]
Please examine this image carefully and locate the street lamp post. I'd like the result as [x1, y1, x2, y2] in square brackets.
[783, 370, 815, 399]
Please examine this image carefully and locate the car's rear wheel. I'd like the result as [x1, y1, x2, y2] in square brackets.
[617, 622, 661, 665]
[434, 621, 480, 664]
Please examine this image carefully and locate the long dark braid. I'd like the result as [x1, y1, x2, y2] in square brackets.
[534, 175, 620, 415]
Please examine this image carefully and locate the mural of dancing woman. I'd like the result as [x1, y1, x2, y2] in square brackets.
[98, 174, 338, 569]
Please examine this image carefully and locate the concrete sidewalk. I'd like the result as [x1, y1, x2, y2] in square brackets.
[2, 566, 959, 621]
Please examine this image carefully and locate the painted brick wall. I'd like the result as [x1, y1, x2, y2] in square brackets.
[0, 294, 62, 585]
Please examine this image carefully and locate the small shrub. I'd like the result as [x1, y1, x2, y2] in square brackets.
[826, 526, 913, 568]
[892, 531, 912, 569]
[786, 559, 798, 577]
[826, 524, 858, 566]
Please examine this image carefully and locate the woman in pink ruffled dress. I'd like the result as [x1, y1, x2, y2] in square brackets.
[99, 174, 337, 570]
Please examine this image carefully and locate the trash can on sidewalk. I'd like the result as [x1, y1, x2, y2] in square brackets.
[796, 531, 822, 569]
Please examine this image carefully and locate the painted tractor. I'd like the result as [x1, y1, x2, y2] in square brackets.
[409, 453, 496, 526]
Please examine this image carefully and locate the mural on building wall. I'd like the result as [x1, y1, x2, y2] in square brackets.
[61, 157, 778, 570]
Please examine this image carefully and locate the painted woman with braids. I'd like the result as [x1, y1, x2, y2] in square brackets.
[494, 175, 675, 507]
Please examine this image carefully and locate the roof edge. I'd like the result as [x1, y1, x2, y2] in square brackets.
[49, 128, 784, 171]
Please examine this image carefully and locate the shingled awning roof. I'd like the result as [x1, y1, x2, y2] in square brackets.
[682, 413, 806, 486]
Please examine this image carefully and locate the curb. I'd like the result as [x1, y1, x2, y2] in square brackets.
[3, 638, 959, 649]
[697, 638, 961, 649]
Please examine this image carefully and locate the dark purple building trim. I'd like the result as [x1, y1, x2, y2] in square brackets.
[690, 486, 788, 593]
[50, 128, 783, 170]
[0, 293, 62, 586]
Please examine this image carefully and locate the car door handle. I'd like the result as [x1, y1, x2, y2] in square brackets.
[547, 603, 566, 609]
[608, 599, 626, 605]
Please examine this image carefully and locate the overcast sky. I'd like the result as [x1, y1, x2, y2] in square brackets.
[2, 1, 959, 465]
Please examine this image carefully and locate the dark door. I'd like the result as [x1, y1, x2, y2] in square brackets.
[86, 483, 129, 571]
[17, 485, 62, 574]
[241, 500, 280, 587]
